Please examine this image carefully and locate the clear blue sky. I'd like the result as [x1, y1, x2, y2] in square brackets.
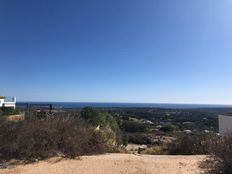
[1, 0, 232, 104]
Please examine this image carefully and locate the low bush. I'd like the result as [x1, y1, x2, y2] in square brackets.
[81, 107, 122, 145]
[0, 108, 20, 116]
[140, 146, 168, 155]
[159, 125, 176, 132]
[209, 133, 232, 174]
[122, 133, 129, 146]
[127, 133, 152, 144]
[0, 116, 117, 161]
[122, 121, 146, 133]
[168, 133, 216, 155]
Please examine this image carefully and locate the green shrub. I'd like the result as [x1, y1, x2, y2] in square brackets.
[122, 133, 129, 146]
[127, 133, 152, 144]
[81, 107, 106, 126]
[81, 107, 122, 144]
[160, 125, 176, 132]
[122, 121, 146, 133]
[1, 107, 20, 116]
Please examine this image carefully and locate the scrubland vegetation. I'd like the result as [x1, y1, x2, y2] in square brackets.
[0, 107, 20, 117]
[0, 107, 119, 161]
[0, 107, 232, 173]
[209, 133, 232, 173]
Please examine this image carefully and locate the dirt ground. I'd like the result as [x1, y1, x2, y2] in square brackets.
[0, 153, 207, 174]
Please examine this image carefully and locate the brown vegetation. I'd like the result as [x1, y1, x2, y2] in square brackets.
[0, 116, 117, 161]
[5, 114, 25, 121]
[208, 133, 232, 174]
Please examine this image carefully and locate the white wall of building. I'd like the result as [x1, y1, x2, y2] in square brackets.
[219, 115, 232, 135]
[0, 97, 16, 109]
[0, 99, 4, 107]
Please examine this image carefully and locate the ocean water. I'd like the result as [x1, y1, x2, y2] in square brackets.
[17, 102, 232, 109]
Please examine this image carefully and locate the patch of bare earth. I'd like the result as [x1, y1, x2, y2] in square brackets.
[0, 154, 206, 174]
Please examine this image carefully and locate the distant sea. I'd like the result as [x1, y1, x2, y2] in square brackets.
[17, 102, 232, 109]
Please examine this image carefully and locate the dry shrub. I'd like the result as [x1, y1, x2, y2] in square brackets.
[140, 145, 168, 155]
[88, 128, 117, 154]
[6, 114, 25, 121]
[209, 133, 232, 174]
[0, 117, 117, 161]
[127, 133, 152, 145]
[168, 133, 216, 155]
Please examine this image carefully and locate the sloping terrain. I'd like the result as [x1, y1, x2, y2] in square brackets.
[0, 154, 206, 174]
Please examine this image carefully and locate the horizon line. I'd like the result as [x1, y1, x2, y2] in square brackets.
[16, 101, 232, 106]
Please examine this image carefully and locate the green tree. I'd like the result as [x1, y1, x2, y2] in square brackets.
[81, 107, 106, 126]
[81, 107, 122, 144]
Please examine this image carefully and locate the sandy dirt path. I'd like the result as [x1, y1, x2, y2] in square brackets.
[0, 153, 206, 174]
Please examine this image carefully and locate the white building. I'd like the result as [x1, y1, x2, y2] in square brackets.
[0, 96, 16, 109]
[219, 115, 232, 135]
